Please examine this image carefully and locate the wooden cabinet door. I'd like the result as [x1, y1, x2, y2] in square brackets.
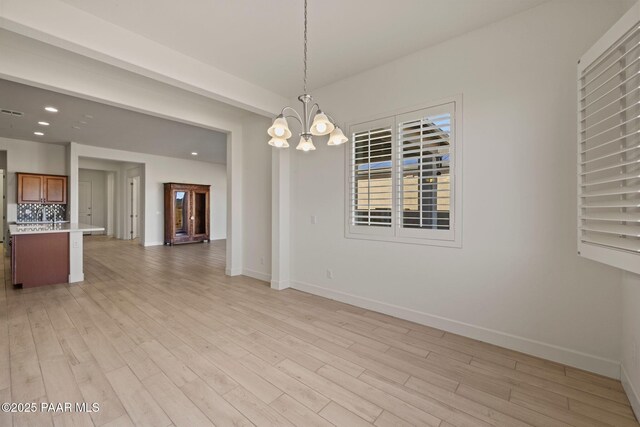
[172, 189, 191, 243]
[191, 189, 209, 238]
[18, 174, 43, 203]
[44, 176, 67, 204]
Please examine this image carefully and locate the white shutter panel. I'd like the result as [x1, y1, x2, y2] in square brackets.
[578, 3, 640, 274]
[348, 117, 395, 235]
[397, 103, 455, 240]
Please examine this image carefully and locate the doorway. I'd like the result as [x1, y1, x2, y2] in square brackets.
[78, 158, 144, 242]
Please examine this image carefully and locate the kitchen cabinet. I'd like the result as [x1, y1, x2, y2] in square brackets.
[18, 174, 43, 203]
[11, 232, 69, 287]
[17, 173, 68, 204]
[164, 183, 210, 245]
[8, 223, 104, 288]
[44, 176, 67, 203]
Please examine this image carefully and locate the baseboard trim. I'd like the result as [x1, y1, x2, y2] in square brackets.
[271, 279, 290, 290]
[226, 267, 242, 276]
[242, 268, 271, 283]
[291, 280, 621, 379]
[143, 241, 164, 247]
[622, 364, 640, 420]
[68, 273, 84, 283]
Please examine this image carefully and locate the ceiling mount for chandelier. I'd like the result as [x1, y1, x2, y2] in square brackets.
[267, 0, 348, 151]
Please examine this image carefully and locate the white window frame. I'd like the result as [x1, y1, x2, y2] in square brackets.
[344, 95, 463, 248]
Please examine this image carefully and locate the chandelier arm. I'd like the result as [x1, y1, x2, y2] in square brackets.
[280, 106, 304, 125]
[307, 103, 321, 124]
[284, 114, 303, 126]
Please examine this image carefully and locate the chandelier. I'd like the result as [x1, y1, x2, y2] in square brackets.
[267, 0, 348, 151]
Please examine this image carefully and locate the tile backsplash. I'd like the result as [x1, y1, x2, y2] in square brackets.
[17, 204, 67, 223]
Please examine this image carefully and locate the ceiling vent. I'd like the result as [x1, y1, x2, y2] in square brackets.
[0, 109, 24, 117]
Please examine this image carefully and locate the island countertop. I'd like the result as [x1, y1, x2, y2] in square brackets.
[9, 222, 105, 235]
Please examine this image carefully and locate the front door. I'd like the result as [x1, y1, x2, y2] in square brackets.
[79, 181, 92, 231]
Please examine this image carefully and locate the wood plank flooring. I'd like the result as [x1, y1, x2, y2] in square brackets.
[0, 236, 637, 426]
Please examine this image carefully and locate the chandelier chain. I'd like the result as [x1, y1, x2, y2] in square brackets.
[303, 0, 308, 94]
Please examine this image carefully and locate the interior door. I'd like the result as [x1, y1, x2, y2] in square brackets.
[78, 181, 92, 229]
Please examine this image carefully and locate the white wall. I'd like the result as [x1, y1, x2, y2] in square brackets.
[288, 0, 631, 377]
[78, 168, 107, 234]
[73, 144, 227, 245]
[622, 272, 640, 416]
[0, 137, 67, 226]
[241, 115, 272, 281]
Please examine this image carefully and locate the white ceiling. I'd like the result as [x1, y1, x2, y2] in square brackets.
[0, 79, 228, 164]
[57, 0, 548, 98]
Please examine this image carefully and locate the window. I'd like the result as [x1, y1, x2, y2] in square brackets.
[346, 97, 462, 247]
[577, 4, 639, 274]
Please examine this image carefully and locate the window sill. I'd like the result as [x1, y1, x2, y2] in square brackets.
[345, 230, 462, 248]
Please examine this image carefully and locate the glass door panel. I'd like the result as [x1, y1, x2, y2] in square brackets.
[174, 191, 188, 236]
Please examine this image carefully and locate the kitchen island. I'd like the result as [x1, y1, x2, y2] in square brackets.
[9, 222, 104, 288]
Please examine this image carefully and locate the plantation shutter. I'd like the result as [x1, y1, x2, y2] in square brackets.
[397, 103, 455, 240]
[578, 3, 640, 274]
[349, 117, 395, 235]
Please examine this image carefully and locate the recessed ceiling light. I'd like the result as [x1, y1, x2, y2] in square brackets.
[44, 106, 58, 113]
[79, 120, 87, 125]
[191, 152, 198, 156]
[84, 114, 93, 119]
[34, 131, 44, 136]
[38, 121, 50, 126]
[72, 126, 81, 130]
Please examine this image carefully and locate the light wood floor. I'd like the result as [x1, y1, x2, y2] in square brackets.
[0, 236, 637, 427]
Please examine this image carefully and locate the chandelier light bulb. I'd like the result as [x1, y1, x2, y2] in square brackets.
[310, 111, 334, 136]
[296, 136, 316, 152]
[268, 115, 292, 139]
[327, 126, 348, 146]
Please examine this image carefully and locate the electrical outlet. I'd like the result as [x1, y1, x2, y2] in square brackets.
[326, 269, 333, 279]
[311, 215, 318, 225]
[73, 240, 79, 248]
[260, 257, 265, 266]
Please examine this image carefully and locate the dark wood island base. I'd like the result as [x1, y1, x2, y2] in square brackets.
[11, 232, 70, 288]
